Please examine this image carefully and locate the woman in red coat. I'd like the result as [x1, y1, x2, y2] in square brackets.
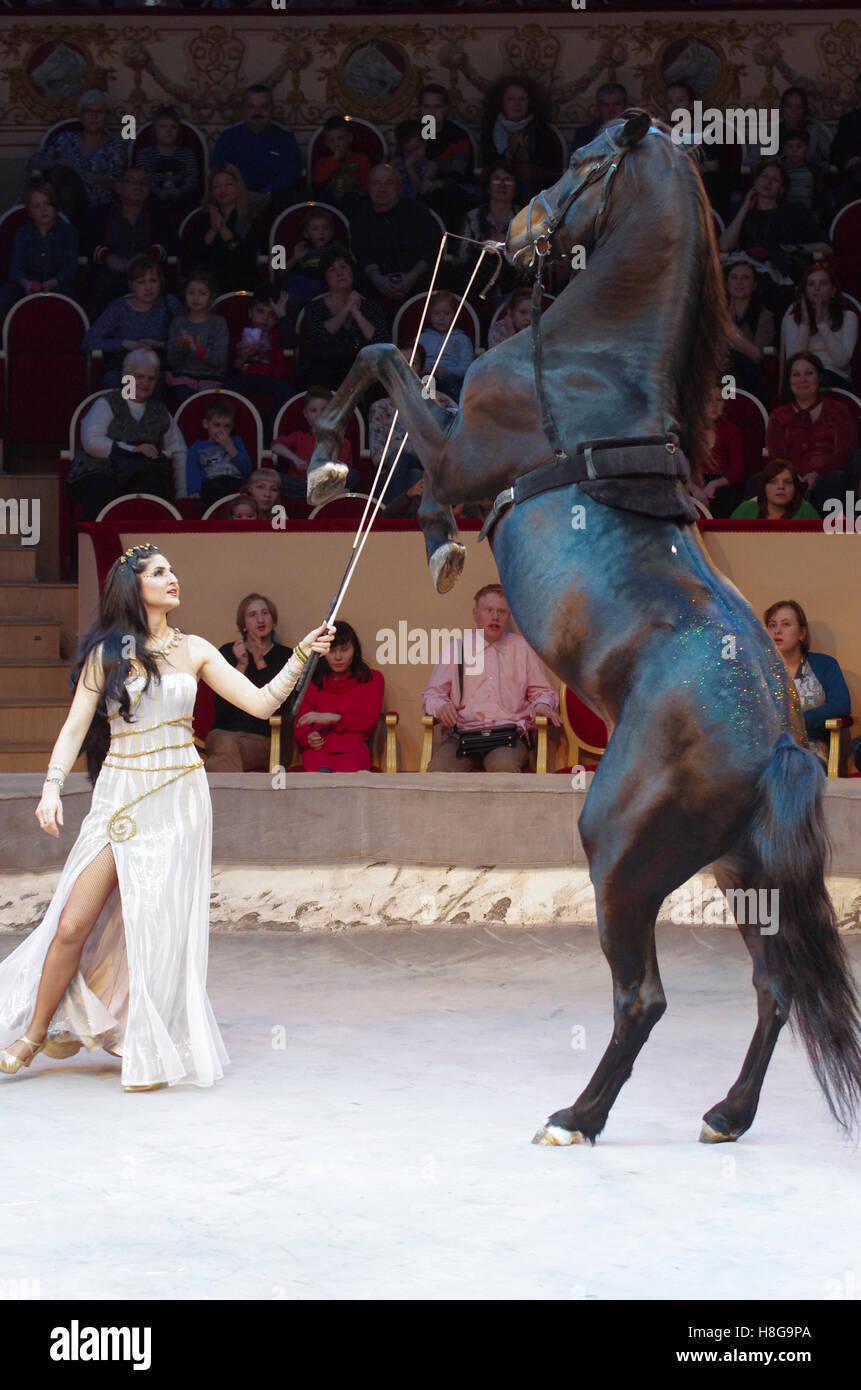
[293, 620, 384, 771]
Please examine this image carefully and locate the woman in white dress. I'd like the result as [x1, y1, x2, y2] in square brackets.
[0, 542, 333, 1091]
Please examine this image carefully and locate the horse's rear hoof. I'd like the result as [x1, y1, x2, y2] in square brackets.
[307, 462, 349, 506]
[429, 541, 466, 594]
[532, 1123, 584, 1146]
[699, 1120, 739, 1144]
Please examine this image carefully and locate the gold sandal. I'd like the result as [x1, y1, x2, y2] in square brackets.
[0, 1035, 45, 1074]
[123, 1083, 167, 1092]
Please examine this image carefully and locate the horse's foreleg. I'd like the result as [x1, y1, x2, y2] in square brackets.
[417, 477, 465, 595]
[308, 343, 451, 506]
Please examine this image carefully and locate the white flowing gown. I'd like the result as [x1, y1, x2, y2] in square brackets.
[0, 669, 228, 1088]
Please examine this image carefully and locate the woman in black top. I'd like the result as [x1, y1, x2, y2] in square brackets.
[190, 163, 263, 294]
[204, 593, 292, 771]
[296, 248, 388, 391]
[718, 158, 823, 278]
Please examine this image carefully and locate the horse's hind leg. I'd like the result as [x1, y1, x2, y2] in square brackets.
[417, 478, 465, 594]
[699, 860, 790, 1143]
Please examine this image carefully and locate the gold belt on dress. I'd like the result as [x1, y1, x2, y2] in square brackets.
[103, 714, 203, 842]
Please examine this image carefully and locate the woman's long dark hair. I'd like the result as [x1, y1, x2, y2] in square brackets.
[70, 543, 164, 784]
[311, 620, 371, 686]
[790, 262, 845, 332]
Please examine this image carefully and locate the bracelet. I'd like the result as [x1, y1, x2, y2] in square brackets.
[293, 643, 309, 664]
[45, 763, 67, 789]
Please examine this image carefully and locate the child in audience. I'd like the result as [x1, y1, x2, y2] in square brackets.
[311, 116, 370, 205]
[165, 271, 229, 404]
[182, 398, 253, 507]
[279, 207, 345, 305]
[0, 180, 78, 319]
[227, 495, 260, 520]
[780, 129, 828, 228]
[488, 287, 533, 347]
[226, 288, 294, 416]
[133, 105, 200, 218]
[392, 120, 433, 198]
[418, 291, 473, 403]
[241, 468, 281, 522]
[271, 386, 359, 499]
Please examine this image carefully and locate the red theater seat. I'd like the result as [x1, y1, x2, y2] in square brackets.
[134, 119, 209, 192]
[174, 388, 268, 470]
[271, 391, 367, 492]
[265, 202, 350, 281]
[392, 293, 481, 355]
[306, 117, 387, 190]
[723, 388, 768, 481]
[556, 684, 608, 773]
[0, 293, 92, 459]
[95, 495, 182, 523]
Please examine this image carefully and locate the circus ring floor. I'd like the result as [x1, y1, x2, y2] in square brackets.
[1, 922, 858, 1302]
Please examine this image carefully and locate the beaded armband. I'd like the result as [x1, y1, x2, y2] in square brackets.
[260, 651, 308, 713]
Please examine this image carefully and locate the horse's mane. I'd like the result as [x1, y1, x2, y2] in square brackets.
[673, 141, 733, 476]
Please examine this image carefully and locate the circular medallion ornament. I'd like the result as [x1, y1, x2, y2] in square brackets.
[331, 38, 418, 123]
[24, 40, 95, 112]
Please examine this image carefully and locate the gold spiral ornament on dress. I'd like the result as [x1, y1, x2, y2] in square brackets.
[108, 807, 137, 842]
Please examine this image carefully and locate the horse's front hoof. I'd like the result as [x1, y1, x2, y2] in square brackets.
[699, 1120, 739, 1144]
[429, 541, 466, 594]
[532, 1123, 584, 1146]
[307, 462, 349, 506]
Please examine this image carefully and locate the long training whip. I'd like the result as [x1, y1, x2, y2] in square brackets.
[288, 232, 505, 713]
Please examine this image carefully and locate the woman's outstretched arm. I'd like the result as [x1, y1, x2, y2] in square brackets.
[190, 625, 334, 718]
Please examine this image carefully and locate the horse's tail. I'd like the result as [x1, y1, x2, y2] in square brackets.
[750, 733, 861, 1134]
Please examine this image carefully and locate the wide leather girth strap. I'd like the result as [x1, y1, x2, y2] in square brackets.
[478, 434, 694, 541]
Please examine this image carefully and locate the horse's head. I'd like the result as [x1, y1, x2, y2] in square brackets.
[506, 109, 654, 270]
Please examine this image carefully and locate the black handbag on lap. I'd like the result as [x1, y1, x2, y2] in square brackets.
[452, 639, 523, 758]
[455, 724, 522, 759]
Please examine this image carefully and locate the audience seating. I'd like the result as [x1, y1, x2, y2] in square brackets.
[0, 293, 92, 458]
[134, 118, 209, 190]
[822, 386, 861, 430]
[487, 292, 555, 346]
[420, 713, 548, 773]
[265, 201, 350, 280]
[828, 201, 861, 300]
[307, 492, 372, 519]
[192, 678, 283, 773]
[723, 387, 768, 479]
[59, 387, 110, 576]
[825, 716, 855, 779]
[174, 387, 269, 469]
[287, 710, 399, 774]
[556, 684, 607, 774]
[271, 391, 367, 490]
[307, 117, 388, 188]
[95, 494, 183, 523]
[392, 293, 481, 353]
[201, 493, 241, 520]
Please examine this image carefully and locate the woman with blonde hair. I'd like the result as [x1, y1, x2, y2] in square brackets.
[191, 162, 262, 292]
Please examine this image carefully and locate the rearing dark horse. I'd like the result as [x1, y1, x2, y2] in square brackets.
[308, 112, 861, 1144]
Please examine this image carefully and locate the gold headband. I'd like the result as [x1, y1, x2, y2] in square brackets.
[118, 543, 158, 568]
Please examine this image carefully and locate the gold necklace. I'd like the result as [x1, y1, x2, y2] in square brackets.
[144, 627, 183, 659]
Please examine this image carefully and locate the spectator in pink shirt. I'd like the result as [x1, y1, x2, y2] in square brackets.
[422, 583, 560, 771]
